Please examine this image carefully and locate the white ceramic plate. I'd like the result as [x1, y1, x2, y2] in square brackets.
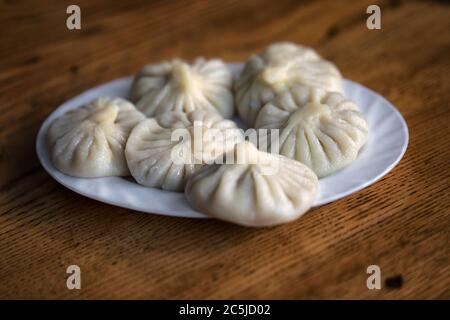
[36, 63, 408, 218]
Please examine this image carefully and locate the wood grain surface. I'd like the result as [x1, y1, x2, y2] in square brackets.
[0, 0, 449, 299]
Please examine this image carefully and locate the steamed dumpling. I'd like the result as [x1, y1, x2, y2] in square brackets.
[48, 96, 145, 177]
[185, 141, 318, 227]
[131, 58, 234, 118]
[255, 85, 369, 177]
[125, 110, 243, 191]
[235, 42, 342, 125]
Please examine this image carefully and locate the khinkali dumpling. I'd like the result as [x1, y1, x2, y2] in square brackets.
[255, 85, 369, 177]
[48, 96, 145, 178]
[235, 42, 342, 125]
[185, 141, 318, 227]
[131, 58, 234, 118]
[125, 110, 243, 191]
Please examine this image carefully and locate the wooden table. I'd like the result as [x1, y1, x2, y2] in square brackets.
[0, 0, 449, 299]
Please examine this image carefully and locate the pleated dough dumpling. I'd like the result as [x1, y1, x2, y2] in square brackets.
[125, 110, 243, 192]
[48, 96, 145, 178]
[255, 85, 369, 177]
[131, 58, 234, 118]
[185, 141, 318, 227]
[235, 42, 342, 125]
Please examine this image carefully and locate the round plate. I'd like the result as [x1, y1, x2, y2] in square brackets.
[36, 63, 409, 218]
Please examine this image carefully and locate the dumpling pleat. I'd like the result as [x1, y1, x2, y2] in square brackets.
[185, 142, 318, 227]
